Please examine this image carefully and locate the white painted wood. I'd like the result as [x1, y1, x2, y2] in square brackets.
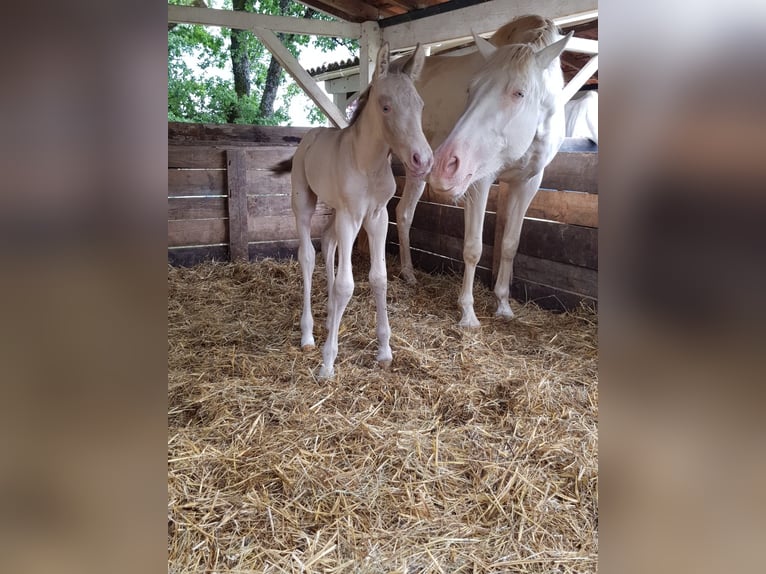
[562, 54, 598, 102]
[360, 21, 382, 92]
[564, 37, 598, 54]
[325, 74, 360, 94]
[168, 4, 361, 38]
[252, 27, 348, 128]
[382, 0, 598, 50]
[553, 10, 598, 27]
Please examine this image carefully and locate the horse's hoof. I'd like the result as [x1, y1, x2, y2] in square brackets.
[378, 358, 392, 371]
[301, 343, 315, 351]
[401, 269, 417, 285]
[494, 307, 515, 320]
[458, 317, 481, 330]
[318, 365, 334, 379]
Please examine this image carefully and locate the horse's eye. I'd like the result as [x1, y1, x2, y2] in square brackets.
[513, 90, 525, 99]
[382, 104, 391, 113]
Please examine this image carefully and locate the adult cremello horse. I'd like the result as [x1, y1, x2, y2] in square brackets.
[272, 43, 431, 378]
[393, 15, 572, 328]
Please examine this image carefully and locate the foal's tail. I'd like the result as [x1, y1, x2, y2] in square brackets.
[270, 157, 293, 175]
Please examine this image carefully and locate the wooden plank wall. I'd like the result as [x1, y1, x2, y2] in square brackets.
[168, 122, 329, 266]
[386, 139, 598, 311]
[168, 123, 597, 311]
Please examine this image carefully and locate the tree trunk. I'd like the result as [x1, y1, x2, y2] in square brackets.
[229, 0, 251, 122]
[257, 0, 290, 119]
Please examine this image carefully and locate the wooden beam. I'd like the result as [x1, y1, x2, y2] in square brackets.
[564, 36, 598, 54]
[252, 27, 348, 128]
[302, 0, 380, 23]
[167, 4, 361, 38]
[360, 21, 382, 90]
[382, 0, 598, 50]
[562, 54, 599, 103]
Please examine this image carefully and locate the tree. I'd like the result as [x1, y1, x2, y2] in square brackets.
[168, 0, 357, 125]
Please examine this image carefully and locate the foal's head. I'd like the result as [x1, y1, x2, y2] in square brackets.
[354, 43, 433, 179]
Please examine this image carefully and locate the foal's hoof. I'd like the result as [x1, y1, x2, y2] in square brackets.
[301, 343, 315, 351]
[318, 365, 335, 379]
[378, 359, 392, 371]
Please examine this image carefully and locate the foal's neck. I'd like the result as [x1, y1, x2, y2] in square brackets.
[349, 96, 390, 173]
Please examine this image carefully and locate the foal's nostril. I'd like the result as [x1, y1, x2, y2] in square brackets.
[412, 152, 422, 167]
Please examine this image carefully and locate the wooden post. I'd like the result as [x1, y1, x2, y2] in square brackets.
[227, 149, 249, 262]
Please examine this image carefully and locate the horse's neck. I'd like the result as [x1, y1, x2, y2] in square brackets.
[348, 103, 390, 173]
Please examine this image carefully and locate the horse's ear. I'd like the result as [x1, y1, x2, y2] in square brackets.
[375, 42, 391, 80]
[472, 31, 496, 61]
[401, 43, 426, 80]
[534, 32, 572, 69]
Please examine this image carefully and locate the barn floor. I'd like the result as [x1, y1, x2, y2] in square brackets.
[168, 256, 598, 573]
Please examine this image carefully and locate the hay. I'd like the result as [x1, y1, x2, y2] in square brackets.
[168, 256, 598, 573]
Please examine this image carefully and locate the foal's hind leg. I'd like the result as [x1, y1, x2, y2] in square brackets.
[291, 169, 318, 349]
[364, 206, 393, 369]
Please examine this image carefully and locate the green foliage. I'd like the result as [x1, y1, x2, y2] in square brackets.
[168, 0, 358, 125]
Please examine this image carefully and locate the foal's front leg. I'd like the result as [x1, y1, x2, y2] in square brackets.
[364, 206, 393, 369]
[320, 212, 360, 378]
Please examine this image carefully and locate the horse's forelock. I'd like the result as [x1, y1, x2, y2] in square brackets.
[490, 14, 561, 50]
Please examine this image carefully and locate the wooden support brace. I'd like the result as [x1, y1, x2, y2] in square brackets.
[227, 149, 249, 262]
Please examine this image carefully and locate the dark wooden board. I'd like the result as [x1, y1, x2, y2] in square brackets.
[512, 254, 598, 298]
[168, 146, 227, 169]
[247, 213, 331, 242]
[168, 219, 228, 247]
[541, 151, 598, 194]
[168, 245, 229, 266]
[168, 197, 227, 221]
[168, 168, 227, 197]
[511, 277, 597, 312]
[169, 122, 310, 146]
[518, 219, 598, 270]
[527, 189, 598, 228]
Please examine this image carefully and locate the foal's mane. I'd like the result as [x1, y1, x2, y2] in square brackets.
[348, 85, 371, 127]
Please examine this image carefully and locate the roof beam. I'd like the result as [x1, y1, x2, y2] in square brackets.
[382, 0, 598, 50]
[252, 27, 348, 128]
[168, 4, 361, 38]
[300, 0, 380, 23]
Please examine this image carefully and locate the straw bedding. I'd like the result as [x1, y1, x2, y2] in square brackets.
[168, 256, 598, 573]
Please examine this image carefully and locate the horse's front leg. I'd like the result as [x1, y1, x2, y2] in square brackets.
[395, 176, 426, 284]
[364, 205, 393, 369]
[320, 212, 360, 379]
[494, 173, 542, 319]
[291, 170, 318, 349]
[458, 177, 492, 329]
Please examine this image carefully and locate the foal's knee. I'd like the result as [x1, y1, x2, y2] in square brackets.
[463, 238, 483, 267]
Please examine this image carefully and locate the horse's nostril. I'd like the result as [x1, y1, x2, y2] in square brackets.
[413, 152, 421, 167]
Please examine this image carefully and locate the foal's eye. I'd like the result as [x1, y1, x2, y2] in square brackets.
[513, 90, 525, 99]
[382, 104, 391, 113]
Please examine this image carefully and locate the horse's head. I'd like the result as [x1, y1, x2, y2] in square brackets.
[369, 43, 433, 179]
[428, 32, 571, 198]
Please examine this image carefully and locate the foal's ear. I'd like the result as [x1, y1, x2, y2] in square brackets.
[401, 43, 426, 80]
[375, 42, 391, 80]
[535, 32, 572, 69]
[473, 31, 496, 61]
